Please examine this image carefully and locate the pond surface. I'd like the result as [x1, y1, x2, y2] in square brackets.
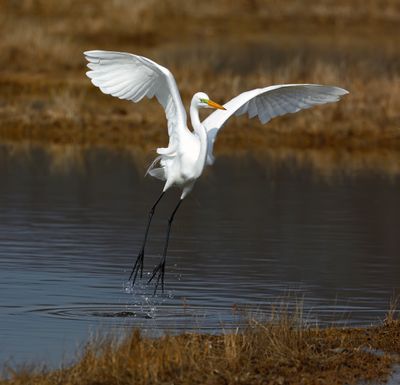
[0, 144, 399, 366]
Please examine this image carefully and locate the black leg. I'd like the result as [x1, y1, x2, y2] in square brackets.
[148, 198, 183, 294]
[129, 191, 165, 284]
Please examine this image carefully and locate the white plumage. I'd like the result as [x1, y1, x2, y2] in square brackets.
[85, 50, 188, 158]
[203, 84, 348, 164]
[84, 50, 349, 293]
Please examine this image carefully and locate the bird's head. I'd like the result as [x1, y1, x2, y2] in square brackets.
[192, 92, 226, 110]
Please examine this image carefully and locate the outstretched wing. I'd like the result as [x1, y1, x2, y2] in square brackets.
[202, 84, 349, 164]
[84, 50, 187, 153]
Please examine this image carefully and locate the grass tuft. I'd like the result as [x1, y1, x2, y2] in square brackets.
[1, 308, 400, 385]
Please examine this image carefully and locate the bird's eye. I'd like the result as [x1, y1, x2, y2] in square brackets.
[199, 98, 208, 104]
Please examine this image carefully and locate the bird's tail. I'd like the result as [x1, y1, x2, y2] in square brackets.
[145, 155, 166, 180]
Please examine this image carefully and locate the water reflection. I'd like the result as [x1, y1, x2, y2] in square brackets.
[0, 143, 399, 366]
[2, 142, 400, 177]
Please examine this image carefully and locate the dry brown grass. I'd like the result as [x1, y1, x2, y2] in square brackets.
[1, 310, 400, 385]
[0, 0, 399, 162]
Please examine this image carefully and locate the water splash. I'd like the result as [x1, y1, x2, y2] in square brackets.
[123, 272, 174, 319]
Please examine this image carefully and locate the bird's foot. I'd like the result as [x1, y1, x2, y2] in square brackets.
[129, 250, 145, 285]
[148, 258, 166, 295]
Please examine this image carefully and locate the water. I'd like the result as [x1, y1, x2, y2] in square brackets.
[0, 144, 399, 366]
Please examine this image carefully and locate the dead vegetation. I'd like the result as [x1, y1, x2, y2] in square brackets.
[1, 309, 399, 385]
[0, 0, 399, 159]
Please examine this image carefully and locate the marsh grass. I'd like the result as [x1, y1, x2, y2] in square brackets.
[1, 306, 399, 385]
[0, 0, 399, 157]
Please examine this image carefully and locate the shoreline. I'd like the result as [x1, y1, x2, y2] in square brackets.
[1, 313, 399, 385]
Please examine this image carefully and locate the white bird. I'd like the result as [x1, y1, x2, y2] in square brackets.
[84, 50, 348, 293]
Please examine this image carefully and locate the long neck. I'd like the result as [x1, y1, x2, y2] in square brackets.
[190, 104, 208, 175]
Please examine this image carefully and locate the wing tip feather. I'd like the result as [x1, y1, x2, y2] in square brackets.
[328, 86, 349, 96]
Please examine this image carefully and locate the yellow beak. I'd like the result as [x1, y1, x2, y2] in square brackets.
[207, 99, 226, 110]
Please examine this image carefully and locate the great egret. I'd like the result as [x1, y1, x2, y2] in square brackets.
[84, 50, 348, 293]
